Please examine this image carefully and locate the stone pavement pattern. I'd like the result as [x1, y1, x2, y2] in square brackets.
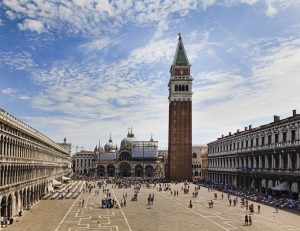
[5, 183, 300, 231]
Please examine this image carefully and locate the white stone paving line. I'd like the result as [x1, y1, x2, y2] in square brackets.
[158, 191, 231, 231]
[54, 193, 82, 231]
[111, 188, 133, 231]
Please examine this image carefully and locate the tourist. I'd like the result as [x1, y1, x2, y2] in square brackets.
[257, 204, 260, 214]
[244, 214, 248, 226]
[249, 215, 252, 225]
[189, 200, 193, 208]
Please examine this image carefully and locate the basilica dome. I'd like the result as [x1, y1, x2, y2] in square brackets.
[120, 129, 137, 149]
[104, 136, 116, 152]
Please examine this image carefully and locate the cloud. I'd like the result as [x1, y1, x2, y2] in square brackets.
[192, 36, 300, 143]
[18, 95, 31, 100]
[18, 19, 44, 33]
[1, 51, 37, 71]
[79, 37, 118, 53]
[2, 88, 15, 95]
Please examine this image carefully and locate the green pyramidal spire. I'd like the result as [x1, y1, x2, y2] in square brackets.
[173, 33, 189, 66]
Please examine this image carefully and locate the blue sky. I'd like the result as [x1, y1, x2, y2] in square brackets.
[1, 0, 300, 152]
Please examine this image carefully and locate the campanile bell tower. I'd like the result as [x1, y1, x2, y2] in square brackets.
[168, 33, 193, 181]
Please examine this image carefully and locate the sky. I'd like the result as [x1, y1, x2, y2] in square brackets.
[1, 0, 300, 152]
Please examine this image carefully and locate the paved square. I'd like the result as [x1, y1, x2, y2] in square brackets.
[6, 182, 300, 231]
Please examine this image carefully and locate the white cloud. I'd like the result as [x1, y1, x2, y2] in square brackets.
[18, 95, 31, 100]
[18, 19, 44, 33]
[192, 37, 300, 143]
[2, 88, 15, 95]
[79, 37, 116, 53]
[1, 51, 37, 70]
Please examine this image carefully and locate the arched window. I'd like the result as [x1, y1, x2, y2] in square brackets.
[192, 153, 197, 158]
[178, 85, 181, 91]
[175, 85, 178, 91]
[185, 85, 189, 91]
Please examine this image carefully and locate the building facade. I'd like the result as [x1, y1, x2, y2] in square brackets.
[0, 108, 69, 220]
[73, 150, 95, 175]
[192, 145, 207, 179]
[207, 110, 300, 198]
[168, 34, 193, 181]
[93, 130, 164, 178]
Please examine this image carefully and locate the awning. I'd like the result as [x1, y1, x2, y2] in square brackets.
[62, 176, 71, 181]
[271, 181, 290, 191]
[261, 179, 266, 188]
[291, 182, 298, 193]
[268, 179, 273, 189]
[250, 179, 255, 189]
[52, 179, 62, 186]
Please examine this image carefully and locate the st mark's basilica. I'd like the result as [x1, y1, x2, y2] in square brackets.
[73, 128, 165, 178]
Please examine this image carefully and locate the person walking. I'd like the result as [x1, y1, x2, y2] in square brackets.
[189, 200, 193, 208]
[244, 214, 248, 226]
[257, 204, 260, 214]
[249, 215, 252, 225]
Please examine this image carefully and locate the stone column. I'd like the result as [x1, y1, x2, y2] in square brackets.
[259, 156, 262, 168]
[279, 154, 282, 169]
[288, 154, 291, 169]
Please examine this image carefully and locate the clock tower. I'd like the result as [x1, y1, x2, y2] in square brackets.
[168, 33, 193, 181]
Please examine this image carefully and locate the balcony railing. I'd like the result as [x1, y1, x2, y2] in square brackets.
[209, 140, 300, 156]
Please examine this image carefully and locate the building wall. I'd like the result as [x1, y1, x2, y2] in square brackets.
[0, 109, 69, 219]
[207, 111, 300, 197]
[73, 150, 94, 175]
[192, 145, 207, 179]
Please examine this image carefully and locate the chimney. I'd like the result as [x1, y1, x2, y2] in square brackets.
[222, 134, 224, 138]
[274, 115, 277, 122]
[293, 109, 297, 116]
[237, 129, 240, 133]
[249, 125, 252, 130]
[245, 127, 248, 131]
[229, 132, 232, 136]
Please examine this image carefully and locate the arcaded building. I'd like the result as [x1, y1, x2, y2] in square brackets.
[168, 34, 193, 181]
[207, 110, 300, 198]
[192, 145, 208, 179]
[0, 108, 69, 220]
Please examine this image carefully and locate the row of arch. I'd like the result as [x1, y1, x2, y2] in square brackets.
[175, 85, 189, 92]
[0, 134, 68, 163]
[192, 164, 201, 169]
[94, 163, 163, 177]
[0, 164, 66, 187]
[0, 181, 48, 220]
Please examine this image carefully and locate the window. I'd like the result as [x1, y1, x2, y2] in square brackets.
[283, 132, 287, 142]
[275, 134, 278, 143]
[192, 153, 197, 158]
[268, 135, 272, 144]
[185, 85, 189, 91]
[233, 142, 236, 150]
[256, 137, 259, 146]
[241, 141, 244, 149]
[261, 137, 265, 146]
[175, 85, 178, 91]
[251, 139, 253, 147]
[246, 140, 248, 148]
[291, 130, 296, 141]
[237, 142, 240, 149]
